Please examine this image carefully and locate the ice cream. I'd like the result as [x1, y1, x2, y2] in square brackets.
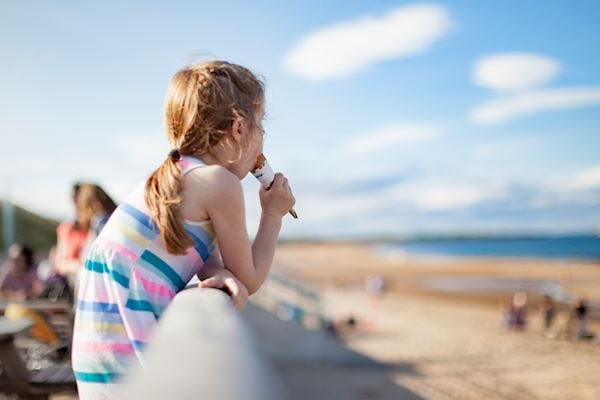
[251, 154, 298, 219]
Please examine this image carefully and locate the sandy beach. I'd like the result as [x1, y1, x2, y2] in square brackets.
[269, 242, 600, 400]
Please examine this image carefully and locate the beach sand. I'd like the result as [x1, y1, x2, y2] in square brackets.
[269, 242, 600, 400]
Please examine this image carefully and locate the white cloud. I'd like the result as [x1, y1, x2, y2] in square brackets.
[469, 86, 600, 125]
[284, 3, 453, 80]
[572, 166, 600, 191]
[339, 123, 441, 155]
[290, 178, 507, 226]
[474, 53, 561, 92]
[410, 183, 505, 211]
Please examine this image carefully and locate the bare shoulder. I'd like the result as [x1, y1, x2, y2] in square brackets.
[187, 165, 240, 194]
[181, 165, 242, 221]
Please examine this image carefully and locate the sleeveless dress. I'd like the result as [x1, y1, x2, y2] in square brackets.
[72, 156, 217, 399]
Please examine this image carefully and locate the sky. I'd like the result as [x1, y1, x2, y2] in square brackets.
[1, 1, 599, 239]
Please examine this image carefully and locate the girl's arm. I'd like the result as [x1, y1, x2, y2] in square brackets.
[196, 251, 248, 310]
[206, 169, 293, 295]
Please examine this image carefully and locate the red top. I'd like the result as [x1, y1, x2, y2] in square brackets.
[57, 221, 89, 262]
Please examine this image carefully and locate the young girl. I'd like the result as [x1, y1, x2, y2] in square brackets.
[56, 182, 118, 304]
[71, 60, 295, 399]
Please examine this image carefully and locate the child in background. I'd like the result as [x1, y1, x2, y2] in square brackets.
[72, 60, 295, 399]
[55, 182, 117, 295]
[54, 183, 93, 283]
[77, 183, 118, 238]
[0, 243, 43, 300]
[1, 243, 61, 345]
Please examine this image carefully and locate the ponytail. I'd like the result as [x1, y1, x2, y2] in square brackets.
[144, 155, 193, 255]
[146, 60, 264, 255]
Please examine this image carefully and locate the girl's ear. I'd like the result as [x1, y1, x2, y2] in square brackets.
[230, 117, 244, 144]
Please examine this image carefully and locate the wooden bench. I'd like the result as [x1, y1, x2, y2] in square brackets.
[0, 317, 76, 399]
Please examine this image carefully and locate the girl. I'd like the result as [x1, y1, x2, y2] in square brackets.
[56, 182, 118, 301]
[72, 60, 295, 399]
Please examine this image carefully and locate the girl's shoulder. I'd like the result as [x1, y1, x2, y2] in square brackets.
[180, 165, 243, 222]
[185, 164, 241, 194]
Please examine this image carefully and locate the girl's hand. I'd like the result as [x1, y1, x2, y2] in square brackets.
[198, 268, 249, 311]
[259, 173, 296, 218]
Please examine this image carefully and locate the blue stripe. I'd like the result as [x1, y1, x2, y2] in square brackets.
[140, 250, 185, 290]
[118, 210, 157, 240]
[120, 202, 158, 233]
[132, 340, 146, 351]
[84, 259, 130, 288]
[77, 300, 120, 314]
[74, 371, 121, 383]
[125, 299, 158, 318]
[186, 229, 212, 261]
[185, 223, 214, 248]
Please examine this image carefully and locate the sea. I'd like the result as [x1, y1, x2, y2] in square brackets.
[375, 235, 600, 261]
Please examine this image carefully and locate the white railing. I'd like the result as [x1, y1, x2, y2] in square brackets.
[125, 288, 288, 400]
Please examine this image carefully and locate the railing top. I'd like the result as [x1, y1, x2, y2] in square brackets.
[124, 288, 288, 400]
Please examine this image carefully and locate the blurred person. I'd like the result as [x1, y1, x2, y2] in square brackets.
[364, 274, 387, 329]
[55, 182, 117, 291]
[39, 246, 74, 303]
[1, 243, 61, 345]
[574, 298, 594, 340]
[541, 294, 555, 332]
[55, 182, 93, 281]
[365, 274, 386, 298]
[71, 60, 294, 399]
[78, 183, 118, 237]
[0, 243, 43, 300]
[507, 291, 528, 331]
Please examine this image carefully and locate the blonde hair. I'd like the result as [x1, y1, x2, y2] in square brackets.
[145, 60, 265, 255]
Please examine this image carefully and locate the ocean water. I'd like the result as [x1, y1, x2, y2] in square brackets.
[376, 235, 600, 261]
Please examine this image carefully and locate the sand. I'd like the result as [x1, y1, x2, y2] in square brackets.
[269, 242, 600, 400]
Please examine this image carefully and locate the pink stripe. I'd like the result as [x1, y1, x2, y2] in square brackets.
[77, 284, 112, 303]
[133, 270, 175, 298]
[73, 340, 134, 354]
[102, 240, 140, 261]
[122, 322, 152, 342]
[179, 158, 192, 170]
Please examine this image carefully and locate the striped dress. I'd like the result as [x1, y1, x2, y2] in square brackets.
[72, 156, 217, 399]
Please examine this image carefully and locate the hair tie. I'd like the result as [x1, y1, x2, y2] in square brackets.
[169, 149, 181, 161]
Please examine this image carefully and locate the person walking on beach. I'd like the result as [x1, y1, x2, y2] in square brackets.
[541, 294, 555, 332]
[506, 291, 528, 331]
[574, 298, 594, 340]
[71, 60, 295, 399]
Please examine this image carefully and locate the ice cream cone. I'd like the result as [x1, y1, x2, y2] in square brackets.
[251, 154, 297, 219]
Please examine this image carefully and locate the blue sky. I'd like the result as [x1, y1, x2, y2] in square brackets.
[1, 1, 599, 238]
